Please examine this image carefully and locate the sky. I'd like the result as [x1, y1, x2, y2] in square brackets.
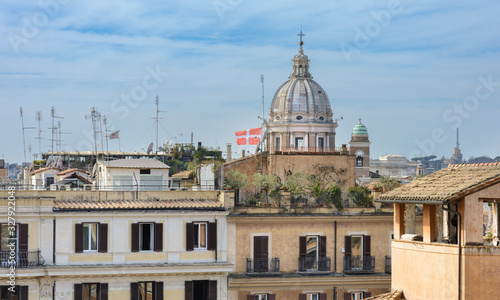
[1, 0, 500, 165]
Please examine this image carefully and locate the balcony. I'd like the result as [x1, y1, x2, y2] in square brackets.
[385, 255, 391, 274]
[343, 255, 375, 274]
[0, 249, 45, 268]
[246, 258, 280, 275]
[298, 257, 331, 274]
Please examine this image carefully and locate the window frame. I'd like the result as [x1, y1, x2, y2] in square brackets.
[254, 294, 268, 300]
[193, 222, 208, 250]
[138, 281, 155, 300]
[307, 294, 319, 300]
[81, 282, 99, 300]
[83, 223, 99, 252]
[139, 223, 154, 252]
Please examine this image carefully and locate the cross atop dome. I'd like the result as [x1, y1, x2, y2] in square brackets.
[297, 28, 305, 48]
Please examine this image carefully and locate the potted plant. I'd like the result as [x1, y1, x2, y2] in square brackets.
[484, 232, 493, 246]
[348, 185, 372, 207]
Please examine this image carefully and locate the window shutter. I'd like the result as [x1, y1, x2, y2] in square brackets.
[100, 283, 109, 300]
[74, 284, 82, 300]
[19, 286, 29, 300]
[247, 295, 253, 300]
[98, 223, 108, 253]
[268, 294, 276, 300]
[130, 282, 138, 300]
[19, 223, 28, 251]
[0, 224, 3, 250]
[209, 280, 217, 300]
[363, 235, 371, 257]
[299, 294, 307, 300]
[75, 223, 83, 253]
[131, 223, 139, 252]
[299, 236, 307, 257]
[208, 222, 217, 251]
[154, 223, 163, 252]
[319, 236, 327, 257]
[254, 236, 262, 259]
[319, 293, 327, 300]
[185, 281, 193, 300]
[344, 293, 351, 300]
[344, 236, 352, 256]
[262, 236, 269, 259]
[186, 223, 194, 251]
[155, 281, 164, 300]
[364, 292, 372, 298]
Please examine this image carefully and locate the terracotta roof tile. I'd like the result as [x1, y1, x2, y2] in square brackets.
[53, 198, 223, 211]
[364, 291, 405, 300]
[378, 163, 500, 203]
[56, 168, 89, 176]
[31, 167, 62, 175]
[171, 170, 194, 178]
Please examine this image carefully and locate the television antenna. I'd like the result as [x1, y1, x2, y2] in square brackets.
[20, 107, 36, 164]
[152, 95, 167, 156]
[35, 111, 43, 162]
[49, 107, 64, 163]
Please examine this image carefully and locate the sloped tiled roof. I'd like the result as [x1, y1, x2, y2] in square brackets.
[99, 159, 170, 169]
[364, 291, 405, 300]
[53, 198, 223, 211]
[56, 168, 89, 176]
[378, 163, 500, 203]
[171, 170, 195, 179]
[31, 167, 62, 175]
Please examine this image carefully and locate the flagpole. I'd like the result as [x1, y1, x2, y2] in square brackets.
[119, 136, 121, 152]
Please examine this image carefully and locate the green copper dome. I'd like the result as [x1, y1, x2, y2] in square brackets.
[352, 118, 368, 135]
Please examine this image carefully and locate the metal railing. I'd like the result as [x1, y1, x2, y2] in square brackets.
[246, 258, 280, 274]
[269, 146, 349, 155]
[385, 255, 391, 274]
[343, 255, 375, 274]
[0, 249, 45, 268]
[0, 182, 216, 191]
[298, 256, 331, 272]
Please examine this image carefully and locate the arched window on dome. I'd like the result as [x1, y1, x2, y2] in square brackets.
[356, 150, 364, 167]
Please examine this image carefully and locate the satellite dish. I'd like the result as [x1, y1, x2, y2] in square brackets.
[147, 142, 154, 154]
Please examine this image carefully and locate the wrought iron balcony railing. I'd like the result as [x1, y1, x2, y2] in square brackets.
[246, 258, 280, 274]
[385, 255, 391, 274]
[0, 249, 45, 268]
[298, 256, 331, 273]
[343, 255, 375, 274]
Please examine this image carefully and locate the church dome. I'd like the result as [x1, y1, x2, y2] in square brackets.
[351, 119, 369, 141]
[268, 41, 333, 124]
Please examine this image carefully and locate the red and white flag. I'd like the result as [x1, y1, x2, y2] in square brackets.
[235, 128, 261, 145]
[109, 130, 120, 139]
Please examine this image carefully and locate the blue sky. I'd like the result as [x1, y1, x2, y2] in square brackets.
[1, 0, 500, 164]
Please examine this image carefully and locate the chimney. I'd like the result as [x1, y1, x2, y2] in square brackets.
[198, 142, 202, 151]
[241, 150, 245, 158]
[226, 144, 232, 162]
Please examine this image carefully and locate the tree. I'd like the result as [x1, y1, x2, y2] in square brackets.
[253, 173, 281, 202]
[348, 185, 372, 207]
[378, 176, 399, 192]
[327, 184, 343, 211]
[224, 169, 247, 190]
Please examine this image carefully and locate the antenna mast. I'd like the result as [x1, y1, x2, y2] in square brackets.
[50, 107, 64, 164]
[20, 107, 35, 164]
[103, 116, 109, 155]
[152, 95, 166, 156]
[35, 111, 43, 162]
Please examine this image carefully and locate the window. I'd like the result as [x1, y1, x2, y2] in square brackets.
[131, 281, 163, 300]
[131, 223, 163, 252]
[318, 138, 324, 150]
[83, 223, 98, 252]
[185, 280, 216, 300]
[1, 224, 28, 266]
[140, 223, 153, 251]
[344, 292, 371, 300]
[300, 294, 326, 300]
[194, 223, 207, 249]
[344, 235, 372, 272]
[0, 285, 28, 300]
[295, 137, 304, 148]
[140, 169, 151, 174]
[253, 236, 269, 272]
[74, 283, 108, 300]
[75, 223, 107, 253]
[275, 137, 280, 150]
[356, 151, 364, 167]
[299, 235, 328, 272]
[249, 294, 276, 300]
[186, 222, 216, 251]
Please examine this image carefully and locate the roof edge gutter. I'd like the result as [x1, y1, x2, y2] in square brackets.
[375, 199, 445, 205]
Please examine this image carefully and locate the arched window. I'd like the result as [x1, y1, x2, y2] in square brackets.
[356, 150, 364, 167]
